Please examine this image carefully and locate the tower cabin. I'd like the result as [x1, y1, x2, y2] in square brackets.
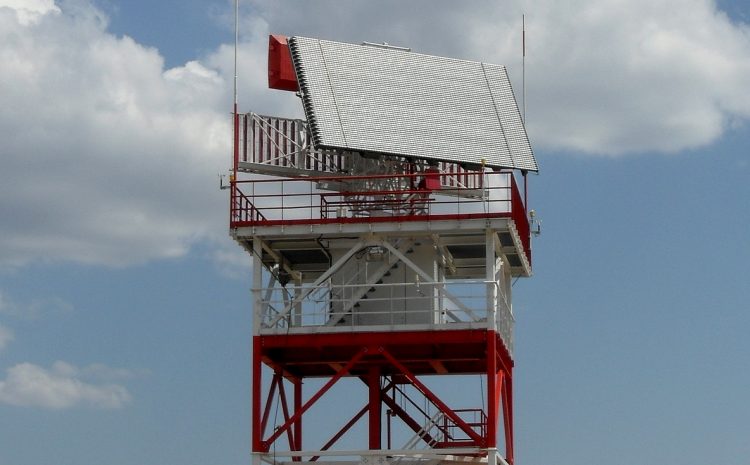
[231, 35, 538, 465]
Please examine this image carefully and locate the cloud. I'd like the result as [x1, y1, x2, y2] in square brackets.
[0, 1, 234, 268]
[0, 324, 13, 351]
[208, 238, 253, 279]
[0, 361, 132, 409]
[0, 290, 73, 320]
[516, 0, 750, 155]
[1, 0, 749, 269]
[248, 0, 750, 155]
[79, 363, 144, 381]
[0, 0, 59, 25]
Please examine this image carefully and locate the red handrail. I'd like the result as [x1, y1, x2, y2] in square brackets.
[230, 171, 531, 264]
[510, 175, 531, 265]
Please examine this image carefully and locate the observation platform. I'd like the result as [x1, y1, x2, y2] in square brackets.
[232, 172, 527, 359]
[230, 172, 532, 279]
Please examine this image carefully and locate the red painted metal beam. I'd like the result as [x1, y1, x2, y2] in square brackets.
[258, 329, 490, 349]
[310, 405, 369, 461]
[294, 378, 302, 453]
[502, 370, 514, 464]
[262, 347, 368, 450]
[368, 366, 382, 450]
[255, 330, 504, 378]
[252, 337, 263, 452]
[487, 333, 498, 449]
[379, 347, 484, 445]
[277, 373, 297, 453]
[260, 374, 279, 436]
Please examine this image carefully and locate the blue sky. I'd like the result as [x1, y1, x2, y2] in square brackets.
[1, 1, 749, 464]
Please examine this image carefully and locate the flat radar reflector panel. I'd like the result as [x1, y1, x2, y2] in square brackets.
[288, 36, 538, 172]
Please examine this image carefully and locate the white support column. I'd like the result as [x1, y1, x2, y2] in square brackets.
[505, 255, 512, 314]
[432, 251, 441, 324]
[262, 273, 276, 310]
[495, 255, 505, 313]
[293, 275, 303, 327]
[486, 229, 498, 332]
[252, 237, 264, 335]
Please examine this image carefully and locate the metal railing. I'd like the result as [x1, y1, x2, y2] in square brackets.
[239, 113, 345, 174]
[439, 409, 488, 445]
[230, 170, 530, 265]
[231, 171, 520, 224]
[238, 113, 484, 191]
[230, 185, 266, 223]
[254, 279, 514, 353]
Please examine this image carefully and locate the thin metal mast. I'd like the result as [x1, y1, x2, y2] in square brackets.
[522, 14, 526, 125]
[232, 0, 240, 179]
[234, 0, 239, 110]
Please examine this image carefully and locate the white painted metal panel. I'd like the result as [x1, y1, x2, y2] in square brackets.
[289, 36, 538, 172]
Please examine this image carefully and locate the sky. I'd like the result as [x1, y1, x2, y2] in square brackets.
[0, 0, 749, 464]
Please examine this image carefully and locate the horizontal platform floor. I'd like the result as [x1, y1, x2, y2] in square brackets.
[256, 329, 513, 378]
[233, 217, 530, 278]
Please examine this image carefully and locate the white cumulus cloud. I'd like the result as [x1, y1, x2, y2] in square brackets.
[0, 289, 73, 320]
[0, 361, 132, 409]
[514, 0, 750, 155]
[0, 0, 233, 268]
[1, 0, 749, 269]
[250, 0, 750, 155]
[0, 0, 60, 25]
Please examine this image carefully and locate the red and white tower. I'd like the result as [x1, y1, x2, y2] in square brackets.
[230, 35, 537, 465]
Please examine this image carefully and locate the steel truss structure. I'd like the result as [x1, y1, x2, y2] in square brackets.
[229, 33, 536, 465]
[234, 216, 526, 465]
[252, 330, 514, 465]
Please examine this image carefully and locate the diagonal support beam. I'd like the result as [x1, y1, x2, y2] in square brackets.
[310, 405, 369, 462]
[432, 234, 457, 275]
[382, 392, 438, 447]
[262, 346, 368, 450]
[261, 273, 277, 317]
[379, 347, 484, 445]
[266, 239, 366, 328]
[258, 238, 301, 282]
[326, 239, 414, 326]
[380, 240, 479, 322]
[261, 374, 280, 436]
[277, 373, 297, 453]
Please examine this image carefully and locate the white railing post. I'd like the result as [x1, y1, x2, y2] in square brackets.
[252, 237, 264, 335]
